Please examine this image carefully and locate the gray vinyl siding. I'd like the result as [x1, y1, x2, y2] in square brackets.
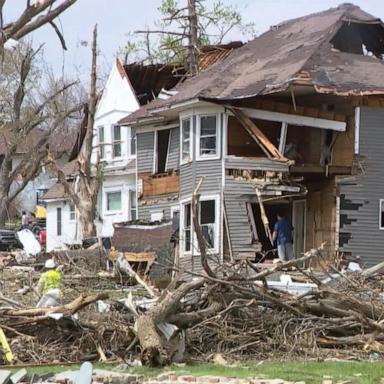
[138, 198, 177, 221]
[166, 127, 180, 171]
[137, 132, 154, 173]
[179, 159, 222, 199]
[338, 107, 384, 266]
[225, 157, 290, 172]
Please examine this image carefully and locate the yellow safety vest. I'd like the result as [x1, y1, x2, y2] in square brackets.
[40, 270, 63, 295]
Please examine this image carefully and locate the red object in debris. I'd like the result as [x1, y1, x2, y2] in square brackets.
[40, 229, 46, 246]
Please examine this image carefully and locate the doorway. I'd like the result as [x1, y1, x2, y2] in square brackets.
[292, 200, 306, 258]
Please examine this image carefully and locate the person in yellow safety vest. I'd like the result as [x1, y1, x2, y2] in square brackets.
[35, 258, 63, 308]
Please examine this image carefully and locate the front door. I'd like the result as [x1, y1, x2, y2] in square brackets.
[292, 200, 306, 258]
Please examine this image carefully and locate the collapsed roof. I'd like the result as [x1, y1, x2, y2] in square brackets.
[121, 41, 244, 107]
[120, 3, 384, 125]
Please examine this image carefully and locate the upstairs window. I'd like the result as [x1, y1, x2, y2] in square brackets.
[130, 127, 136, 156]
[181, 117, 191, 164]
[112, 125, 122, 158]
[98, 126, 105, 159]
[69, 204, 76, 221]
[198, 114, 219, 159]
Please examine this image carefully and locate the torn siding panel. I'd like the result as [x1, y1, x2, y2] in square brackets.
[138, 198, 177, 221]
[137, 131, 154, 173]
[225, 157, 290, 172]
[338, 107, 384, 266]
[166, 127, 180, 171]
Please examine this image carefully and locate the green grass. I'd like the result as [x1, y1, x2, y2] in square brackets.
[10, 361, 384, 384]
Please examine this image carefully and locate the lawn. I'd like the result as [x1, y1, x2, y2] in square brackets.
[12, 361, 384, 384]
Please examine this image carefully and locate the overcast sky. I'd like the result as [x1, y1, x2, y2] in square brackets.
[5, 0, 384, 82]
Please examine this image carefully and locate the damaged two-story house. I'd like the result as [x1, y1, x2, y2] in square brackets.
[119, 4, 384, 269]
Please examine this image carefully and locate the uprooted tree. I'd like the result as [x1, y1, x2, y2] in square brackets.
[0, 0, 77, 53]
[0, 44, 80, 224]
[48, 25, 102, 239]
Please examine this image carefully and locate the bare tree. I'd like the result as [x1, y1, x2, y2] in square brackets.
[0, 45, 80, 224]
[0, 0, 77, 52]
[122, 0, 256, 71]
[48, 25, 101, 240]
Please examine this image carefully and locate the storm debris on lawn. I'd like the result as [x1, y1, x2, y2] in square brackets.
[1, 246, 384, 366]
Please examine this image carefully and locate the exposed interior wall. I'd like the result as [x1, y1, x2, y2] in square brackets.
[305, 178, 336, 254]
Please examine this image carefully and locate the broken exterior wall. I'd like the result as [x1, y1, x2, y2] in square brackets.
[338, 107, 384, 266]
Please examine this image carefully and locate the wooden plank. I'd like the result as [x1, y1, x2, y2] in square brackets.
[237, 107, 347, 131]
[124, 252, 156, 263]
[230, 108, 287, 161]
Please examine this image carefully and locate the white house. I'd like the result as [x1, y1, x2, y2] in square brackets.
[44, 58, 140, 251]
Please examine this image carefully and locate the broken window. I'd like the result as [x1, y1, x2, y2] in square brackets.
[200, 200, 216, 249]
[112, 125, 122, 158]
[183, 202, 192, 252]
[380, 200, 384, 230]
[57, 207, 62, 236]
[156, 129, 170, 173]
[198, 115, 218, 158]
[227, 116, 280, 158]
[69, 204, 76, 221]
[130, 190, 137, 220]
[106, 191, 122, 212]
[181, 117, 191, 163]
[98, 126, 105, 159]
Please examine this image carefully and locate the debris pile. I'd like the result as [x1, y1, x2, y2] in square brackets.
[1, 245, 384, 366]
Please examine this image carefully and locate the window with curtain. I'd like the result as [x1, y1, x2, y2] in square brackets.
[199, 115, 217, 157]
[98, 126, 105, 159]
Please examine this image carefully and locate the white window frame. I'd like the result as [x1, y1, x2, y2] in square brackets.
[104, 188, 123, 215]
[180, 115, 192, 165]
[196, 113, 220, 161]
[129, 127, 136, 158]
[129, 189, 137, 220]
[111, 124, 122, 159]
[180, 195, 220, 257]
[98, 126, 106, 160]
[69, 204, 76, 221]
[379, 199, 384, 230]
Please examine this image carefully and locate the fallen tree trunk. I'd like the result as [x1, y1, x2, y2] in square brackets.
[0, 292, 108, 317]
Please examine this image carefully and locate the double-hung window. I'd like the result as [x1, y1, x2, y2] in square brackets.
[200, 200, 216, 249]
[181, 117, 192, 163]
[112, 125, 122, 158]
[183, 203, 192, 253]
[182, 198, 218, 255]
[130, 127, 136, 156]
[69, 204, 76, 221]
[106, 191, 122, 212]
[198, 114, 219, 159]
[98, 126, 105, 159]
